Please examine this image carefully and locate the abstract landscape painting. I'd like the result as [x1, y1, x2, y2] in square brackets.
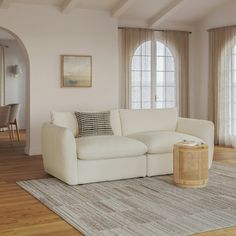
[61, 55, 92, 87]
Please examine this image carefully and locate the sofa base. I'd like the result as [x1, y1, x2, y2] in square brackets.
[147, 153, 173, 176]
[77, 155, 146, 184]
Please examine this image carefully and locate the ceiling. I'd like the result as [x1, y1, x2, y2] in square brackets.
[0, 0, 232, 29]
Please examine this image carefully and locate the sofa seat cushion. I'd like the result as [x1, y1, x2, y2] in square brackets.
[76, 135, 147, 160]
[128, 131, 204, 154]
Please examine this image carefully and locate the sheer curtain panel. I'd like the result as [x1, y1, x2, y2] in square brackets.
[209, 26, 236, 146]
[120, 28, 153, 109]
[153, 31, 189, 117]
[0, 47, 6, 106]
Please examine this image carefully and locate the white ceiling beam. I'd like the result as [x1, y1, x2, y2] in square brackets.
[147, 0, 184, 28]
[60, 0, 78, 14]
[111, 0, 136, 18]
[0, 0, 13, 9]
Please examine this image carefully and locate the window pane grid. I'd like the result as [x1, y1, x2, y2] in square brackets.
[156, 55, 172, 57]
[156, 85, 176, 88]
[155, 100, 176, 102]
[132, 70, 151, 72]
[155, 41, 176, 109]
[132, 86, 152, 88]
[131, 40, 176, 110]
[156, 70, 175, 72]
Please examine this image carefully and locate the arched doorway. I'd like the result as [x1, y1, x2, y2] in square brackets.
[0, 27, 30, 155]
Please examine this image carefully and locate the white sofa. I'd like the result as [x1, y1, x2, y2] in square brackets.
[42, 108, 214, 185]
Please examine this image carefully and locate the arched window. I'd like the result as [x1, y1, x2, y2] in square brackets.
[131, 40, 176, 109]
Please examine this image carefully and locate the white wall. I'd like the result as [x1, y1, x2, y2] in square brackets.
[0, 39, 27, 129]
[193, 0, 236, 119]
[1, 2, 229, 154]
[0, 5, 119, 155]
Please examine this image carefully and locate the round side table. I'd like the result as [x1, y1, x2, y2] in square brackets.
[173, 142, 208, 188]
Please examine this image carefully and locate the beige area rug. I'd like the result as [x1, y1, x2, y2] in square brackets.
[17, 162, 236, 236]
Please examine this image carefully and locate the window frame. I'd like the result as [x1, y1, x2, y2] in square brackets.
[130, 40, 177, 110]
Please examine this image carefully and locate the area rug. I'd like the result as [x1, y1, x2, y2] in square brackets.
[17, 162, 236, 236]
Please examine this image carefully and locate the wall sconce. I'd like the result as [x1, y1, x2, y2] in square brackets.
[11, 65, 22, 78]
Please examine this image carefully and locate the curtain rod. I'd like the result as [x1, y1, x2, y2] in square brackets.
[118, 27, 192, 34]
[207, 25, 236, 32]
[0, 44, 8, 48]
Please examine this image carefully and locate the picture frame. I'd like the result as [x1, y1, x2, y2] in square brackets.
[61, 55, 92, 87]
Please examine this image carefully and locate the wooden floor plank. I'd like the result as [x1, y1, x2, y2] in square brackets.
[0, 131, 236, 236]
[0, 131, 82, 236]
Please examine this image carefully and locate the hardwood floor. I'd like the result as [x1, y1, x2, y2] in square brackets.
[214, 145, 236, 162]
[0, 131, 82, 236]
[0, 131, 236, 236]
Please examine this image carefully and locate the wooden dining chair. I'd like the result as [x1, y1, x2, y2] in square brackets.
[0, 105, 12, 141]
[8, 103, 21, 142]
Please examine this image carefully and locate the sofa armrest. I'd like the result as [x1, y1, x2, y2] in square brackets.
[42, 123, 78, 185]
[176, 117, 214, 168]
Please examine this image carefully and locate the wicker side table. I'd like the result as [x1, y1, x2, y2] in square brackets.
[173, 142, 208, 188]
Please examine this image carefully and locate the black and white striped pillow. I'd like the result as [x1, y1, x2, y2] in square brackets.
[75, 111, 114, 137]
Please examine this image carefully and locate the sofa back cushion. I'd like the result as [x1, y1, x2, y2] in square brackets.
[119, 108, 178, 136]
[51, 109, 122, 137]
[51, 111, 78, 137]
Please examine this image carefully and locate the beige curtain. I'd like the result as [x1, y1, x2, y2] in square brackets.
[209, 26, 236, 146]
[154, 31, 189, 117]
[0, 47, 6, 106]
[120, 28, 189, 117]
[119, 28, 153, 108]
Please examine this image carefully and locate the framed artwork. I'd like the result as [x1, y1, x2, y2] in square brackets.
[61, 55, 92, 87]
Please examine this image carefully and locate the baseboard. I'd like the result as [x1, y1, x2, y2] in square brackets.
[24, 145, 30, 155]
[28, 147, 42, 156]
